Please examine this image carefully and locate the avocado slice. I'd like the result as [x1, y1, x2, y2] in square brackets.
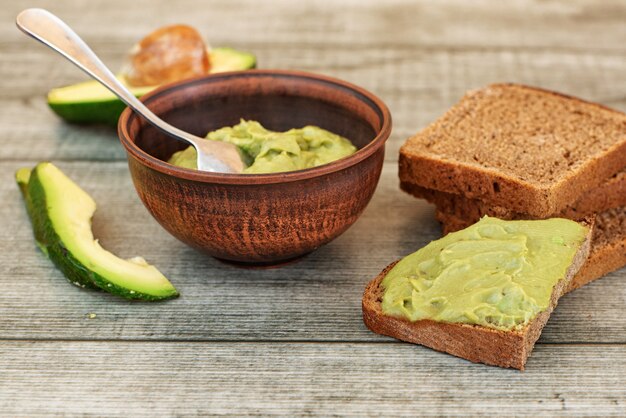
[16, 163, 179, 300]
[47, 47, 257, 125]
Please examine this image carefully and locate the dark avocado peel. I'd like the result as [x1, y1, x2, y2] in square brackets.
[16, 163, 179, 301]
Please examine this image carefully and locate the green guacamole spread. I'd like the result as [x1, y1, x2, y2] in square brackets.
[381, 216, 588, 331]
[168, 120, 357, 174]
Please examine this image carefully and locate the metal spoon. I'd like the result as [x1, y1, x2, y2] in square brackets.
[16, 8, 245, 173]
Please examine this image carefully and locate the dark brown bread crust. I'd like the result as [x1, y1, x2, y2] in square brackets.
[573, 237, 626, 291]
[399, 84, 626, 217]
[562, 207, 625, 291]
[362, 226, 592, 370]
[435, 207, 626, 293]
[401, 170, 626, 224]
[434, 209, 477, 236]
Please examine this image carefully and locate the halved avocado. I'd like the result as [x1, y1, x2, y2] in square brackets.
[47, 47, 257, 125]
[47, 82, 154, 126]
[207, 47, 257, 73]
[16, 163, 179, 301]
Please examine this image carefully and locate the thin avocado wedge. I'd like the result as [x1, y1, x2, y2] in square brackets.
[16, 163, 179, 301]
[47, 47, 257, 125]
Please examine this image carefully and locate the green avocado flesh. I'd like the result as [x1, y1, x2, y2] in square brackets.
[47, 47, 256, 125]
[169, 119, 357, 174]
[16, 163, 178, 301]
[381, 216, 588, 331]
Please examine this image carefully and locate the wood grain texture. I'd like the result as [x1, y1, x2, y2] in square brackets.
[3, 0, 626, 51]
[1, 0, 625, 415]
[2, 2, 626, 163]
[2, 47, 625, 163]
[0, 341, 625, 416]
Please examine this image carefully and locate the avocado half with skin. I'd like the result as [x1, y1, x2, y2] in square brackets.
[47, 47, 257, 125]
[16, 163, 179, 301]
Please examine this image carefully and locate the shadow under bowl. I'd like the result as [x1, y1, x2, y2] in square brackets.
[118, 70, 391, 264]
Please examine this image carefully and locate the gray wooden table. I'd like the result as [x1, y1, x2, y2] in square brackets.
[1, 0, 625, 416]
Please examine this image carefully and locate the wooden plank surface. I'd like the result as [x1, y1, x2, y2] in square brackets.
[0, 342, 625, 416]
[2, 1, 626, 163]
[3, 0, 626, 51]
[0, 0, 625, 415]
[3, 47, 626, 164]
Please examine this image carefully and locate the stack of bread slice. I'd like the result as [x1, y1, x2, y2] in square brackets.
[363, 84, 624, 370]
[399, 84, 626, 292]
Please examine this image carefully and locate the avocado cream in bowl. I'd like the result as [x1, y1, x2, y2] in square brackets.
[169, 120, 357, 174]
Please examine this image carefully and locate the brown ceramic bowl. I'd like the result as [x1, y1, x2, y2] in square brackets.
[118, 70, 391, 264]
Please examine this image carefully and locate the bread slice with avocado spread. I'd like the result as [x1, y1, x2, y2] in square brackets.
[434, 206, 626, 293]
[362, 216, 593, 370]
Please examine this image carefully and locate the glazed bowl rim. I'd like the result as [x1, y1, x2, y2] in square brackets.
[117, 69, 392, 185]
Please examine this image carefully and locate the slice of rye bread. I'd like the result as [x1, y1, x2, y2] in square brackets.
[399, 83, 626, 218]
[435, 206, 626, 293]
[362, 224, 593, 370]
[401, 169, 626, 223]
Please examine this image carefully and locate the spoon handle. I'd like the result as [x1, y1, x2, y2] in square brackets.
[16, 9, 157, 122]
